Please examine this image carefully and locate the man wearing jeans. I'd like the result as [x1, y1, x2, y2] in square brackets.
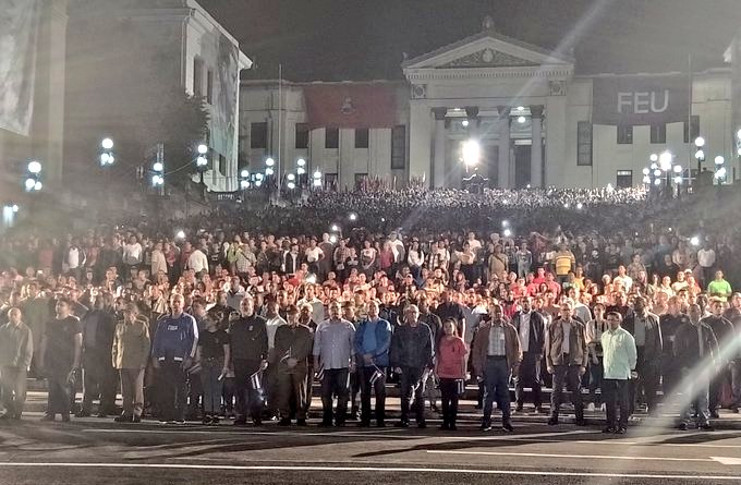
[150, 294, 199, 424]
[600, 311, 637, 434]
[471, 303, 522, 432]
[545, 300, 588, 426]
[313, 301, 355, 427]
[353, 300, 391, 427]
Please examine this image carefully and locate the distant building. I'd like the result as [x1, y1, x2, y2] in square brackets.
[64, 0, 251, 192]
[0, 0, 68, 199]
[240, 20, 737, 189]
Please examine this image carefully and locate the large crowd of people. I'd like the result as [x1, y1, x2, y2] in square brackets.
[0, 185, 740, 434]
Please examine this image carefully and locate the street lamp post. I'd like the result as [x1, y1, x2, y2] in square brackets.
[694, 136, 706, 183]
[196, 143, 209, 188]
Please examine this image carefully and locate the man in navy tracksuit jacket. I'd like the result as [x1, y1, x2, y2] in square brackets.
[151, 294, 199, 423]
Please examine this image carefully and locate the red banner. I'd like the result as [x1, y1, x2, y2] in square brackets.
[303, 83, 397, 129]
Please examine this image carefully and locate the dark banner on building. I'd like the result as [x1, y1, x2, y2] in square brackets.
[592, 75, 689, 125]
[304, 83, 397, 129]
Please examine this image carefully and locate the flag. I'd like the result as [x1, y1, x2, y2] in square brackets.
[303, 83, 397, 129]
[0, 0, 40, 136]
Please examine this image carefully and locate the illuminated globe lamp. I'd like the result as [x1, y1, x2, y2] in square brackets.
[658, 151, 673, 172]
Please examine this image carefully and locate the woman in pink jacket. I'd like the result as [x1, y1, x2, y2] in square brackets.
[435, 318, 467, 430]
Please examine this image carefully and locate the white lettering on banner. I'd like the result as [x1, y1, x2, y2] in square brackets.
[617, 90, 670, 115]
[617, 92, 632, 114]
[651, 90, 669, 113]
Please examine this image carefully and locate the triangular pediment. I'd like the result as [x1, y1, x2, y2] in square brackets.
[403, 30, 573, 71]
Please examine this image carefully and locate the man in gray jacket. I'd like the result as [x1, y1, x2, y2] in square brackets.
[0, 308, 34, 420]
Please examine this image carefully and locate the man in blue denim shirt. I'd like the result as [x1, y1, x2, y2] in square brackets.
[354, 300, 391, 427]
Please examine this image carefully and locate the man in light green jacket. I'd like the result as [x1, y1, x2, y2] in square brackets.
[112, 303, 150, 423]
[600, 311, 637, 434]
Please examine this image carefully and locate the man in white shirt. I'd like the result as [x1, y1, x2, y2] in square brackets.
[187, 244, 209, 276]
[697, 242, 716, 287]
[122, 235, 143, 271]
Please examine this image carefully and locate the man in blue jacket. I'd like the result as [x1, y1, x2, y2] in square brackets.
[151, 293, 199, 424]
[354, 300, 391, 427]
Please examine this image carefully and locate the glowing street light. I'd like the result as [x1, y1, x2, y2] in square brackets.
[265, 167, 274, 176]
[197, 144, 208, 155]
[714, 155, 725, 165]
[265, 157, 275, 167]
[659, 151, 673, 171]
[240, 169, 249, 179]
[349, 213, 357, 221]
[286, 173, 296, 182]
[28, 160, 42, 174]
[330, 224, 340, 232]
[642, 168, 650, 176]
[101, 138, 114, 150]
[503, 228, 512, 237]
[649, 154, 659, 163]
[287, 181, 296, 190]
[694, 136, 705, 148]
[673, 164, 682, 174]
[297, 158, 306, 167]
[690, 236, 700, 246]
[461, 139, 481, 168]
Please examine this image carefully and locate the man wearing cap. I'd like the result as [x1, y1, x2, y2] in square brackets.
[272, 305, 313, 426]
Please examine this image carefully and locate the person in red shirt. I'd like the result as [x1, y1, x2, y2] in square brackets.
[435, 318, 467, 431]
[532, 267, 547, 286]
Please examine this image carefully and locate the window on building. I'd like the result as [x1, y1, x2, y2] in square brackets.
[325, 127, 339, 149]
[295, 123, 309, 149]
[325, 172, 338, 189]
[206, 69, 214, 105]
[355, 128, 369, 148]
[617, 124, 633, 145]
[193, 58, 204, 97]
[391, 125, 406, 169]
[250, 122, 268, 149]
[650, 123, 666, 144]
[616, 169, 633, 188]
[576, 121, 593, 166]
[354, 173, 368, 189]
[684, 115, 700, 143]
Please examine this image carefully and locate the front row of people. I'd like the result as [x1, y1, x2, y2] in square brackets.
[0, 295, 726, 433]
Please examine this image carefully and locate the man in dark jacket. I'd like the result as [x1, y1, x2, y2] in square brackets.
[511, 297, 546, 412]
[435, 291, 465, 339]
[701, 299, 735, 418]
[151, 293, 199, 424]
[674, 304, 719, 430]
[77, 292, 118, 418]
[271, 305, 313, 426]
[390, 304, 433, 428]
[623, 296, 663, 415]
[228, 295, 268, 426]
[354, 300, 392, 427]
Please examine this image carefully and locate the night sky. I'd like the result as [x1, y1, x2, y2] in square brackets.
[202, 0, 740, 81]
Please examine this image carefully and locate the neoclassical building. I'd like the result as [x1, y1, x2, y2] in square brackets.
[240, 20, 740, 190]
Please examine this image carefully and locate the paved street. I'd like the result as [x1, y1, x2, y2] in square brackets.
[2, 399, 741, 484]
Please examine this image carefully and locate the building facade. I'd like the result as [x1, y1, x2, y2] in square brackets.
[240, 22, 737, 190]
[64, 0, 251, 192]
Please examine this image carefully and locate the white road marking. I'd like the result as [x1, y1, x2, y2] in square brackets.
[577, 440, 741, 449]
[1, 462, 741, 479]
[711, 456, 741, 465]
[426, 450, 711, 462]
[81, 428, 591, 441]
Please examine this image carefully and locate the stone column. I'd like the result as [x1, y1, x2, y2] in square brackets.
[497, 106, 511, 189]
[530, 105, 544, 188]
[409, 102, 433, 186]
[432, 107, 448, 188]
